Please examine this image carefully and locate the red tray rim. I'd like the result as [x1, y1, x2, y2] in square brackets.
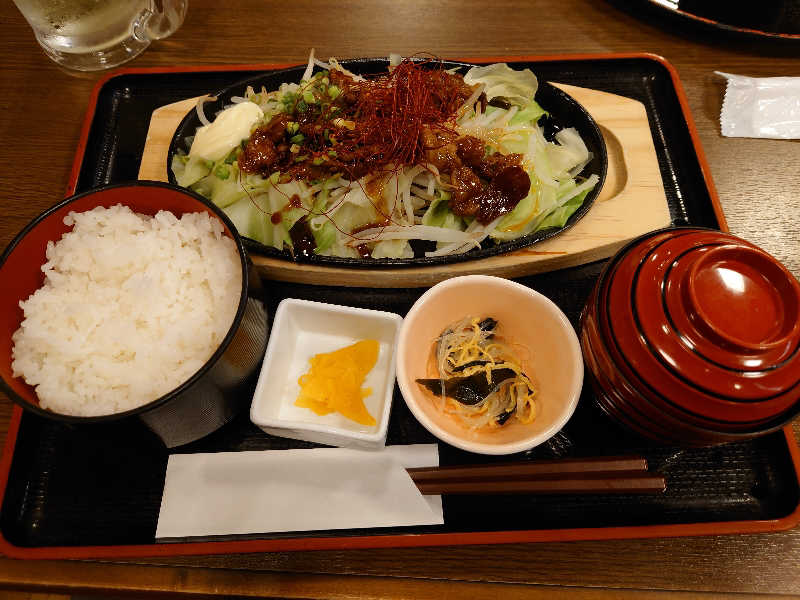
[1, 52, 797, 560]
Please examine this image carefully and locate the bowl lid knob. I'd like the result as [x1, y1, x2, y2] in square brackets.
[683, 244, 800, 353]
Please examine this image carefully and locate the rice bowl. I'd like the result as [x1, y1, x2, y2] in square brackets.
[0, 181, 269, 447]
[10, 204, 242, 417]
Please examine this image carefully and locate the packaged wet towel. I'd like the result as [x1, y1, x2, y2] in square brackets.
[716, 72, 800, 139]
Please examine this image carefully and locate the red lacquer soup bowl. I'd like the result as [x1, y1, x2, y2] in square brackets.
[580, 227, 800, 446]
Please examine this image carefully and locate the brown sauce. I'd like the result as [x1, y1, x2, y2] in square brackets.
[474, 166, 531, 224]
[238, 126, 279, 175]
[351, 220, 391, 235]
[288, 217, 317, 257]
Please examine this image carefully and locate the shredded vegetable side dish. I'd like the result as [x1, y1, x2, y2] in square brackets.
[172, 51, 599, 259]
[416, 316, 537, 430]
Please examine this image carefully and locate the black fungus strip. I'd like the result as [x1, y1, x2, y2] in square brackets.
[416, 368, 517, 406]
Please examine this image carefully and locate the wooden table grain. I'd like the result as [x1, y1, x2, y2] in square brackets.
[1, 1, 799, 597]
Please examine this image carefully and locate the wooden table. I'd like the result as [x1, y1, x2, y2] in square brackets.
[1, 1, 799, 597]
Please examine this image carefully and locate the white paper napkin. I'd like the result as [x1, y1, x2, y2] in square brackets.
[156, 444, 442, 540]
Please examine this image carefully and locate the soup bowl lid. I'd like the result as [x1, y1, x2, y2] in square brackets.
[600, 228, 800, 424]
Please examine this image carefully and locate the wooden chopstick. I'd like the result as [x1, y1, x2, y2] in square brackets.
[407, 455, 648, 482]
[407, 456, 666, 495]
[413, 472, 666, 495]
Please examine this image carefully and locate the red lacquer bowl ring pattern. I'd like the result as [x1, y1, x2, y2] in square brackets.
[580, 227, 800, 446]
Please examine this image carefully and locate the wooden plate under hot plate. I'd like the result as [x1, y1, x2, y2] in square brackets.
[138, 83, 670, 287]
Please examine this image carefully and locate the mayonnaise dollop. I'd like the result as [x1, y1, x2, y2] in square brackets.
[189, 101, 264, 162]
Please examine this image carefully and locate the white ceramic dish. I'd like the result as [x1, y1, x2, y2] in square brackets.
[396, 275, 583, 455]
[250, 298, 402, 449]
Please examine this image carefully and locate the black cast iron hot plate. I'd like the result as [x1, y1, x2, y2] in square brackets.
[166, 58, 608, 268]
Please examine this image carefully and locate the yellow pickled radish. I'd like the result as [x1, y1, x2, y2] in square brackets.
[295, 339, 380, 426]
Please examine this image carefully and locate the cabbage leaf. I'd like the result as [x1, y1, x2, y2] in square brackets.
[463, 63, 538, 106]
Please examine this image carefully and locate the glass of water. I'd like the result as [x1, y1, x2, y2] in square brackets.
[13, 0, 188, 72]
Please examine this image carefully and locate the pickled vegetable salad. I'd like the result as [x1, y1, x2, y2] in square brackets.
[172, 54, 599, 259]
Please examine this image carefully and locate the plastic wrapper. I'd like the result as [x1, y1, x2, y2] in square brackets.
[716, 71, 800, 139]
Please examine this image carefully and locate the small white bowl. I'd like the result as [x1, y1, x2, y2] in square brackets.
[250, 298, 402, 449]
[396, 275, 583, 455]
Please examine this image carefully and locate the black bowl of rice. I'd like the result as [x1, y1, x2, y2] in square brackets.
[0, 181, 269, 447]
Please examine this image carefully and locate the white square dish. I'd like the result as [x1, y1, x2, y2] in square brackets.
[250, 298, 402, 449]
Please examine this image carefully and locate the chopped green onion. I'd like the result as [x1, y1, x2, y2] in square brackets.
[290, 133, 305, 144]
[328, 85, 341, 99]
[224, 148, 238, 164]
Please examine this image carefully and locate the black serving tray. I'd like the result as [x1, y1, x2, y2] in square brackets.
[1, 54, 798, 559]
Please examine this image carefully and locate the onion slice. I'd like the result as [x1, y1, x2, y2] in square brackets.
[302, 48, 316, 81]
[195, 94, 218, 127]
[346, 224, 477, 245]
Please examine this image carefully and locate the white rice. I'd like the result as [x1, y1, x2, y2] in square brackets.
[11, 204, 242, 417]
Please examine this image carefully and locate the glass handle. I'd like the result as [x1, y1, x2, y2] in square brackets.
[137, 0, 188, 42]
